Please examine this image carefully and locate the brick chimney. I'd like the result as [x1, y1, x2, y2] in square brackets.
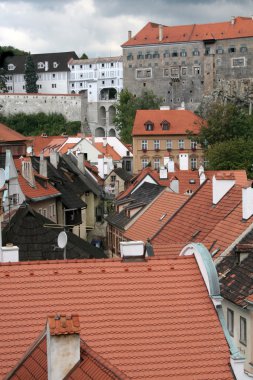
[47, 314, 81, 380]
[128, 30, 132, 40]
[212, 174, 235, 205]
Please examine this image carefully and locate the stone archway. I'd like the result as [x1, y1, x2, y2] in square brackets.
[98, 106, 106, 126]
[108, 128, 116, 137]
[95, 127, 105, 137]
[108, 105, 116, 125]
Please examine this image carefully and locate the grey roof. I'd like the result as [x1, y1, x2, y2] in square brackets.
[2, 206, 107, 260]
[106, 182, 163, 230]
[69, 56, 123, 65]
[110, 167, 133, 182]
[5, 51, 78, 74]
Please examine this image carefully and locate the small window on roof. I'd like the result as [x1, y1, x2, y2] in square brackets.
[159, 213, 167, 221]
[144, 121, 154, 131]
[8, 63, 15, 71]
[161, 120, 170, 130]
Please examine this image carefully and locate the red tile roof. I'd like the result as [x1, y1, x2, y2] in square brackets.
[124, 189, 187, 241]
[152, 180, 253, 259]
[122, 17, 253, 47]
[94, 143, 121, 161]
[132, 109, 203, 136]
[0, 123, 27, 142]
[31, 136, 67, 156]
[48, 314, 80, 335]
[58, 142, 78, 154]
[0, 256, 233, 379]
[14, 158, 60, 201]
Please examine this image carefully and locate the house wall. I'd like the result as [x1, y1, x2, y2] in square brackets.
[222, 298, 253, 375]
[104, 172, 126, 197]
[123, 35, 253, 110]
[33, 199, 58, 223]
[132, 134, 203, 173]
[107, 224, 125, 256]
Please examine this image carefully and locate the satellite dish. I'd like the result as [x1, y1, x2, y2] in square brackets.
[26, 146, 33, 154]
[57, 231, 68, 249]
[0, 168, 6, 189]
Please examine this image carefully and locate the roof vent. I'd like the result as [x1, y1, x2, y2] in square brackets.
[41, 133, 48, 138]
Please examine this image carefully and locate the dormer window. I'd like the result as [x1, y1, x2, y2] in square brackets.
[8, 64, 15, 71]
[53, 62, 59, 68]
[144, 121, 154, 131]
[161, 120, 170, 130]
[38, 62, 44, 69]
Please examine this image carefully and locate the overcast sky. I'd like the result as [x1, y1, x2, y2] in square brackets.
[0, 0, 252, 58]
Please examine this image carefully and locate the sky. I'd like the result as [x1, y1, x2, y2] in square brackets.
[0, 0, 252, 58]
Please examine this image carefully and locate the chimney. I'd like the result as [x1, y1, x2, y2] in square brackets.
[212, 174, 235, 205]
[39, 153, 47, 177]
[242, 186, 253, 220]
[97, 154, 105, 179]
[120, 241, 145, 259]
[198, 165, 206, 185]
[21, 158, 35, 187]
[179, 153, 189, 171]
[77, 152, 84, 173]
[231, 16, 235, 25]
[159, 24, 163, 41]
[159, 166, 168, 179]
[50, 151, 59, 169]
[168, 159, 175, 173]
[128, 30, 132, 40]
[0, 244, 19, 262]
[47, 314, 80, 380]
[170, 177, 179, 193]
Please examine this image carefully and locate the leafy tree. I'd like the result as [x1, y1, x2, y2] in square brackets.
[114, 89, 162, 143]
[80, 52, 88, 59]
[24, 53, 38, 93]
[206, 138, 253, 178]
[0, 113, 81, 136]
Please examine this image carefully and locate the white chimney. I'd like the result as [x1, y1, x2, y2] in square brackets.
[159, 24, 163, 41]
[128, 30, 132, 40]
[170, 178, 179, 193]
[242, 187, 253, 220]
[160, 106, 170, 110]
[39, 153, 47, 177]
[102, 138, 107, 148]
[167, 159, 175, 173]
[179, 153, 189, 171]
[198, 165, 206, 185]
[21, 158, 35, 187]
[97, 154, 105, 178]
[212, 175, 235, 205]
[120, 241, 144, 258]
[50, 151, 59, 169]
[47, 314, 80, 380]
[231, 16, 235, 25]
[77, 152, 84, 173]
[0, 244, 19, 262]
[159, 166, 168, 179]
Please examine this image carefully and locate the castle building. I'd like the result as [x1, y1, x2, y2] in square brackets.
[122, 16, 253, 110]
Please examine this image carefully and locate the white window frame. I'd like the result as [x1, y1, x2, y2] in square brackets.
[178, 139, 184, 149]
[240, 316, 247, 346]
[141, 140, 148, 150]
[166, 140, 172, 149]
[141, 158, 148, 169]
[231, 57, 246, 68]
[227, 309, 234, 336]
[191, 157, 197, 169]
[154, 140, 160, 150]
[154, 158, 160, 170]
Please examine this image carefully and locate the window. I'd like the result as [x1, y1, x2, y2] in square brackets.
[8, 64, 15, 71]
[178, 139, 184, 149]
[154, 158, 160, 170]
[127, 54, 133, 61]
[216, 58, 222, 66]
[181, 67, 187, 76]
[240, 317, 247, 345]
[153, 51, 159, 58]
[137, 52, 144, 59]
[180, 50, 187, 57]
[216, 46, 224, 54]
[191, 141, 197, 150]
[111, 80, 114, 84]
[72, 65, 75, 69]
[141, 140, 148, 150]
[193, 66, 201, 75]
[228, 46, 236, 53]
[145, 52, 152, 59]
[71, 83, 74, 87]
[191, 157, 197, 169]
[102, 63, 105, 67]
[232, 57, 246, 67]
[161, 120, 170, 130]
[163, 68, 169, 77]
[240, 46, 248, 53]
[136, 69, 152, 79]
[49, 204, 56, 217]
[80, 83, 83, 87]
[204, 157, 209, 168]
[10, 193, 19, 206]
[192, 49, 200, 56]
[144, 121, 154, 131]
[52, 73, 55, 78]
[37, 62, 44, 69]
[111, 175, 116, 182]
[43, 208, 47, 217]
[38, 208, 43, 215]
[52, 84, 57, 88]
[163, 50, 169, 58]
[167, 140, 172, 149]
[154, 140, 160, 150]
[101, 72, 105, 77]
[80, 65, 83, 69]
[111, 62, 114, 67]
[89, 64, 92, 68]
[227, 309, 234, 336]
[142, 158, 149, 169]
[171, 67, 179, 78]
[172, 51, 178, 57]
[125, 160, 131, 172]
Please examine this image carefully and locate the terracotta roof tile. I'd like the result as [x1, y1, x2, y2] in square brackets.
[31, 136, 67, 156]
[124, 189, 187, 241]
[122, 17, 253, 47]
[94, 143, 121, 161]
[0, 256, 233, 379]
[132, 109, 203, 136]
[48, 314, 81, 336]
[0, 123, 27, 142]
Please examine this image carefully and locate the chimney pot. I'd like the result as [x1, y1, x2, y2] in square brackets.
[128, 30, 132, 40]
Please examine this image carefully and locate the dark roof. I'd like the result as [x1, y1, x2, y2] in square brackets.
[106, 182, 163, 229]
[2, 206, 106, 260]
[218, 228, 253, 307]
[0, 153, 6, 169]
[5, 51, 78, 74]
[110, 167, 133, 182]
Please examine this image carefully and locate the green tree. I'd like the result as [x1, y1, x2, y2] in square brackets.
[114, 89, 162, 143]
[0, 112, 81, 136]
[80, 52, 88, 59]
[24, 53, 38, 93]
[206, 138, 253, 178]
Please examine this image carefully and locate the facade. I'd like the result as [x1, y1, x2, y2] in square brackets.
[104, 167, 133, 197]
[5, 51, 78, 94]
[68, 56, 123, 137]
[122, 17, 253, 110]
[132, 109, 204, 173]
